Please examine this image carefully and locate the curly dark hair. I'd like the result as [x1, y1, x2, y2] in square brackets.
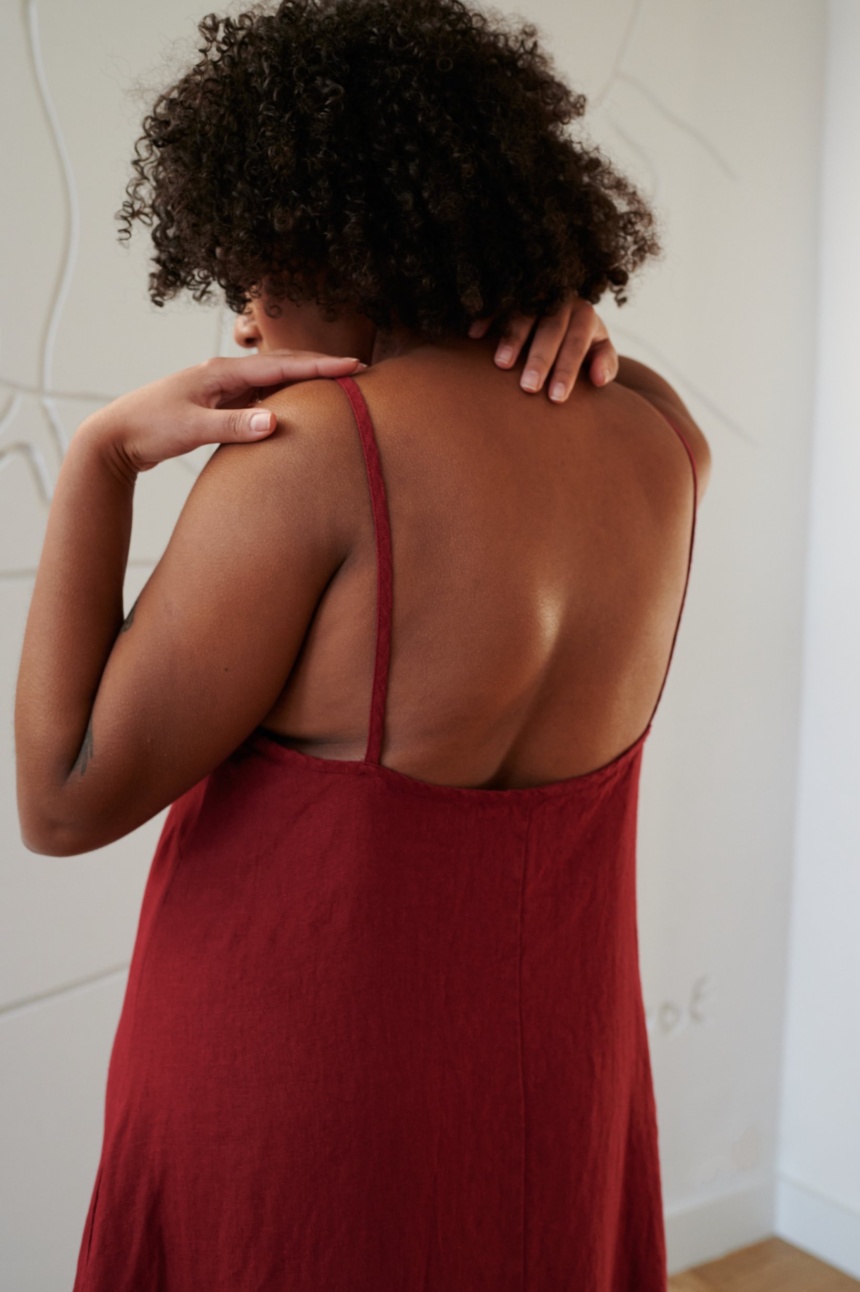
[118, 0, 661, 335]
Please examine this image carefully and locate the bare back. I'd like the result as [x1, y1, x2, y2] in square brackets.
[259, 340, 698, 790]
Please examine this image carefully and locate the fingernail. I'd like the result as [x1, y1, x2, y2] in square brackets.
[550, 381, 566, 402]
[496, 346, 514, 366]
[250, 411, 272, 434]
[521, 369, 540, 392]
[355, 362, 368, 370]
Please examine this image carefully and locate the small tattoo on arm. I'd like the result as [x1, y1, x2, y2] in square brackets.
[72, 719, 94, 776]
[120, 597, 138, 634]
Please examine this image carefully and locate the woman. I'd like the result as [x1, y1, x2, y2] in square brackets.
[15, 1, 711, 1288]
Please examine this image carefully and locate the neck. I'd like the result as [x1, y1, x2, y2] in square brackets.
[257, 291, 459, 366]
[370, 324, 433, 364]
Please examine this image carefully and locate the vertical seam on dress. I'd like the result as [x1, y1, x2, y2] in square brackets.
[517, 807, 535, 1292]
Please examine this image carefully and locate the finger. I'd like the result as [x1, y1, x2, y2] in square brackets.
[468, 317, 492, 339]
[518, 306, 574, 393]
[539, 308, 606, 400]
[493, 314, 538, 368]
[548, 304, 616, 396]
[210, 406, 279, 443]
[234, 352, 367, 385]
[544, 330, 592, 401]
[247, 408, 277, 437]
[586, 338, 619, 387]
[199, 353, 366, 405]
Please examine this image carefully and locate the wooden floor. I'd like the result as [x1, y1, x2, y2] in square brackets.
[669, 1237, 860, 1291]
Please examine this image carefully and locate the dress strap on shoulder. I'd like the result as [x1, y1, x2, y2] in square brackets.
[333, 376, 394, 764]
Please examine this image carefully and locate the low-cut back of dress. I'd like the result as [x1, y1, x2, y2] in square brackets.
[73, 374, 698, 1292]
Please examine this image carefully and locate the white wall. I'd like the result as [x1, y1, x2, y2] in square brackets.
[775, 0, 860, 1280]
[0, 2, 836, 1287]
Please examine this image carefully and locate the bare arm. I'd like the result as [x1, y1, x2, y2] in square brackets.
[14, 426, 135, 850]
[14, 353, 362, 857]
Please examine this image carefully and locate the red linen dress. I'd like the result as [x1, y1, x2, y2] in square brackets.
[73, 374, 697, 1291]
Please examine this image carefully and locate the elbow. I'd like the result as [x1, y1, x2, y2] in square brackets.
[17, 767, 153, 857]
[16, 761, 85, 854]
[20, 817, 93, 857]
[17, 795, 103, 857]
[16, 753, 122, 854]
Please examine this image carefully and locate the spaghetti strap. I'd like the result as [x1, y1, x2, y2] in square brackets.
[643, 408, 699, 731]
[334, 376, 394, 764]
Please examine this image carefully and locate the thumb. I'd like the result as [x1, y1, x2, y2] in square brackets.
[247, 408, 276, 437]
[205, 406, 277, 445]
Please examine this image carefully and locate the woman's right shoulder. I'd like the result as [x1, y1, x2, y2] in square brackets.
[638, 391, 712, 502]
[612, 359, 712, 501]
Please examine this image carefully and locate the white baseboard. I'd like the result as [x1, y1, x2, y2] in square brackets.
[664, 1178, 775, 1276]
[775, 1173, 860, 1281]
